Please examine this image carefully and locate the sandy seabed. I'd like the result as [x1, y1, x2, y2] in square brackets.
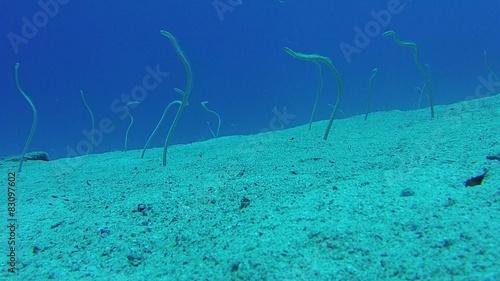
[1, 95, 499, 281]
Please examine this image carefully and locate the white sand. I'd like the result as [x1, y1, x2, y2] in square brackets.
[1, 95, 499, 280]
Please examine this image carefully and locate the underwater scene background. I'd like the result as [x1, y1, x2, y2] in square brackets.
[0, 1, 499, 158]
[0, 1, 499, 280]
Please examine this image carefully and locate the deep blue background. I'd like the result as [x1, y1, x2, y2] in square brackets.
[1, 0, 499, 159]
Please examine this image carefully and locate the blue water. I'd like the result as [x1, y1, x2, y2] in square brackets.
[1, 0, 499, 159]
